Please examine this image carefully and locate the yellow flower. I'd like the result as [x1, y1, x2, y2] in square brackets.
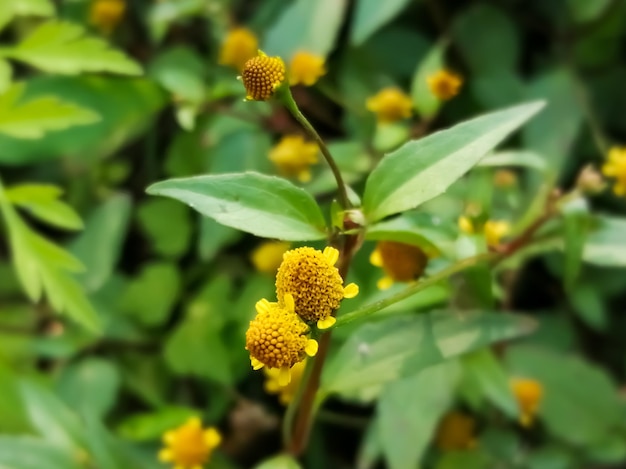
[435, 412, 477, 451]
[366, 87, 413, 123]
[218, 27, 258, 71]
[89, 0, 126, 35]
[484, 220, 510, 247]
[458, 216, 475, 235]
[269, 135, 318, 182]
[264, 360, 306, 405]
[241, 51, 286, 101]
[494, 169, 518, 188]
[251, 241, 291, 274]
[602, 146, 626, 196]
[510, 378, 543, 427]
[158, 417, 221, 469]
[289, 51, 326, 86]
[275, 247, 359, 329]
[427, 70, 463, 100]
[369, 241, 428, 290]
[245, 294, 318, 385]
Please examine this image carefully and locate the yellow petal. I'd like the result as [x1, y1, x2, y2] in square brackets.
[283, 293, 295, 312]
[163, 431, 176, 444]
[158, 449, 173, 462]
[343, 283, 359, 299]
[305, 339, 319, 357]
[255, 298, 271, 314]
[377, 276, 394, 290]
[204, 427, 222, 447]
[278, 367, 291, 386]
[251, 357, 264, 370]
[323, 246, 339, 266]
[317, 316, 336, 330]
[369, 248, 383, 267]
[297, 169, 312, 182]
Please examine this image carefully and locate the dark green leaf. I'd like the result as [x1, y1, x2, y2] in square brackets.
[350, 0, 413, 46]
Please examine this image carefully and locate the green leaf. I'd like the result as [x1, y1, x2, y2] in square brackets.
[254, 455, 302, 469]
[11, 0, 55, 16]
[410, 41, 445, 119]
[562, 198, 590, 289]
[121, 263, 181, 327]
[362, 101, 545, 222]
[198, 217, 242, 262]
[20, 380, 86, 452]
[69, 194, 132, 293]
[567, 0, 612, 23]
[0, 59, 12, 93]
[506, 345, 623, 445]
[117, 407, 199, 442]
[350, 0, 413, 46]
[0, 82, 99, 139]
[137, 198, 192, 258]
[321, 310, 535, 401]
[569, 283, 607, 331]
[3, 21, 142, 75]
[477, 150, 547, 170]
[56, 358, 120, 419]
[147, 173, 327, 241]
[435, 451, 491, 469]
[379, 361, 461, 469]
[148, 46, 206, 103]
[583, 215, 626, 266]
[0, 436, 82, 469]
[462, 348, 518, 417]
[263, 0, 348, 59]
[6, 183, 83, 230]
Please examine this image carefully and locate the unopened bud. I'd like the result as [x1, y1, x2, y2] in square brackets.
[576, 165, 606, 194]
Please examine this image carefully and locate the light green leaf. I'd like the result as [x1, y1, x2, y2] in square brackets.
[0, 60, 11, 93]
[12, 0, 55, 16]
[263, 0, 348, 59]
[569, 283, 607, 332]
[350, 0, 413, 46]
[0, 436, 82, 469]
[582, 215, 626, 266]
[198, 217, 241, 262]
[506, 345, 623, 445]
[435, 451, 491, 469]
[147, 173, 327, 241]
[411, 41, 445, 119]
[254, 455, 302, 469]
[462, 348, 518, 417]
[567, 0, 612, 23]
[322, 310, 535, 401]
[148, 46, 205, 103]
[117, 407, 199, 442]
[6, 183, 83, 230]
[0, 82, 99, 139]
[137, 198, 192, 258]
[70, 194, 132, 292]
[379, 362, 461, 469]
[362, 101, 545, 222]
[477, 150, 547, 170]
[3, 21, 142, 75]
[562, 198, 590, 289]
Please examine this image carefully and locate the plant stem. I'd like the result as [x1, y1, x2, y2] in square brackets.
[280, 87, 351, 209]
[334, 253, 495, 328]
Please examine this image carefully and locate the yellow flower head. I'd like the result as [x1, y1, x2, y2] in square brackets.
[241, 52, 286, 101]
[435, 412, 477, 451]
[601, 146, 626, 196]
[264, 360, 306, 405]
[494, 169, 518, 188]
[158, 417, 221, 469]
[366, 87, 413, 123]
[245, 294, 318, 385]
[269, 135, 318, 182]
[275, 247, 359, 329]
[89, 0, 126, 35]
[458, 215, 475, 235]
[484, 220, 510, 247]
[427, 69, 463, 100]
[369, 241, 428, 290]
[510, 378, 543, 427]
[289, 51, 326, 86]
[219, 27, 258, 71]
[251, 241, 291, 274]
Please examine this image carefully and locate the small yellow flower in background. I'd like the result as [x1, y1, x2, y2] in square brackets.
[366, 87, 413, 123]
[251, 241, 290, 274]
[510, 378, 543, 427]
[264, 360, 306, 405]
[601, 146, 626, 196]
[245, 294, 318, 385]
[219, 27, 258, 71]
[427, 69, 463, 100]
[276, 247, 359, 329]
[435, 412, 477, 451]
[89, 0, 126, 35]
[369, 241, 428, 290]
[269, 135, 318, 182]
[158, 417, 221, 469]
[494, 169, 518, 188]
[458, 216, 475, 235]
[241, 52, 286, 101]
[289, 51, 326, 86]
[484, 220, 510, 247]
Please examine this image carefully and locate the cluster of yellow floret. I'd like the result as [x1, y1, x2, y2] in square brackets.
[245, 246, 359, 386]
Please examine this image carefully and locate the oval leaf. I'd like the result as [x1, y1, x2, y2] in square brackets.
[362, 101, 545, 222]
[146, 172, 327, 241]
